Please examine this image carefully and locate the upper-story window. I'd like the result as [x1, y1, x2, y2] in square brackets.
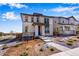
[37, 17, 39, 22]
[31, 17, 33, 22]
[23, 15, 28, 22]
[44, 17, 49, 33]
[55, 21, 56, 23]
[63, 20, 64, 23]
[44, 17, 49, 24]
[24, 19, 28, 22]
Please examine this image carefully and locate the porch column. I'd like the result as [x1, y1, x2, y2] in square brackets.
[49, 18, 53, 36]
[49, 25, 53, 35]
[35, 25, 38, 36]
[41, 25, 45, 36]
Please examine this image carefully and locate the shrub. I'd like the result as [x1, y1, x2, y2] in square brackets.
[38, 44, 41, 46]
[39, 48, 43, 52]
[66, 41, 73, 46]
[73, 39, 77, 41]
[26, 48, 29, 50]
[20, 52, 28, 56]
[2, 44, 8, 50]
[50, 48, 54, 51]
[14, 45, 19, 47]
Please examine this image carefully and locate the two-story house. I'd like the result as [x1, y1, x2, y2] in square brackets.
[21, 13, 79, 39]
[21, 13, 53, 39]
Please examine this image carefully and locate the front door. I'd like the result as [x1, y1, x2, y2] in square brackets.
[38, 26, 41, 36]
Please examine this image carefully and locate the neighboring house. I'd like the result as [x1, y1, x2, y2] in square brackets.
[53, 16, 78, 36]
[21, 13, 79, 39]
[21, 13, 53, 39]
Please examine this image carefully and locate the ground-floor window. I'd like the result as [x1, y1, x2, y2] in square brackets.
[45, 26, 49, 33]
[25, 26, 28, 32]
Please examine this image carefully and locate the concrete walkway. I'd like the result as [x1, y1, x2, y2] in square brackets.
[52, 47, 79, 56]
[41, 36, 70, 51]
[46, 42, 70, 51]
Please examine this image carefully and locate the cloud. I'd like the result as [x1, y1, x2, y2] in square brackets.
[43, 9, 47, 12]
[49, 6, 79, 12]
[2, 19, 7, 21]
[46, 6, 79, 20]
[2, 12, 20, 21]
[0, 3, 28, 9]
[0, 3, 7, 6]
[74, 15, 79, 20]
[8, 3, 28, 9]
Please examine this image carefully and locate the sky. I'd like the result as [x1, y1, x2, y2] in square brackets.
[0, 3, 79, 33]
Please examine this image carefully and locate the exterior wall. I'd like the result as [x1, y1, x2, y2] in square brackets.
[49, 18, 53, 36]
[39, 16, 44, 23]
[59, 18, 68, 24]
[69, 17, 75, 25]
[33, 16, 37, 22]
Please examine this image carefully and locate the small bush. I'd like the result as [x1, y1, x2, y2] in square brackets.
[39, 48, 43, 52]
[14, 45, 19, 47]
[77, 36, 79, 38]
[73, 39, 77, 41]
[66, 42, 73, 46]
[38, 44, 40, 46]
[50, 48, 54, 51]
[2, 44, 8, 50]
[26, 48, 29, 50]
[20, 52, 28, 56]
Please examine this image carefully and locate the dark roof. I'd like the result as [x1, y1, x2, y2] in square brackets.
[20, 13, 77, 20]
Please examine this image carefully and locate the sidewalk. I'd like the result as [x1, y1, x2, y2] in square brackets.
[52, 47, 79, 56]
[46, 42, 70, 51]
[41, 36, 70, 51]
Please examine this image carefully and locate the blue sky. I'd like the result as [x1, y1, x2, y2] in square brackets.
[0, 3, 79, 33]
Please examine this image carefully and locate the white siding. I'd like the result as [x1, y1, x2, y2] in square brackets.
[49, 18, 53, 35]
[33, 16, 37, 22]
[39, 16, 44, 23]
[69, 18, 75, 24]
[28, 16, 32, 22]
[41, 26, 45, 36]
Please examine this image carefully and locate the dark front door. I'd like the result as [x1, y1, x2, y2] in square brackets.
[38, 26, 41, 36]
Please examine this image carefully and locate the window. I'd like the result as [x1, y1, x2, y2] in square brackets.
[25, 26, 28, 32]
[24, 19, 28, 22]
[31, 17, 33, 22]
[44, 17, 49, 24]
[60, 26, 63, 31]
[24, 16, 28, 22]
[65, 26, 70, 31]
[37, 17, 39, 22]
[63, 21, 64, 23]
[44, 17, 49, 33]
[57, 28, 58, 31]
[55, 21, 56, 23]
[45, 26, 49, 33]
